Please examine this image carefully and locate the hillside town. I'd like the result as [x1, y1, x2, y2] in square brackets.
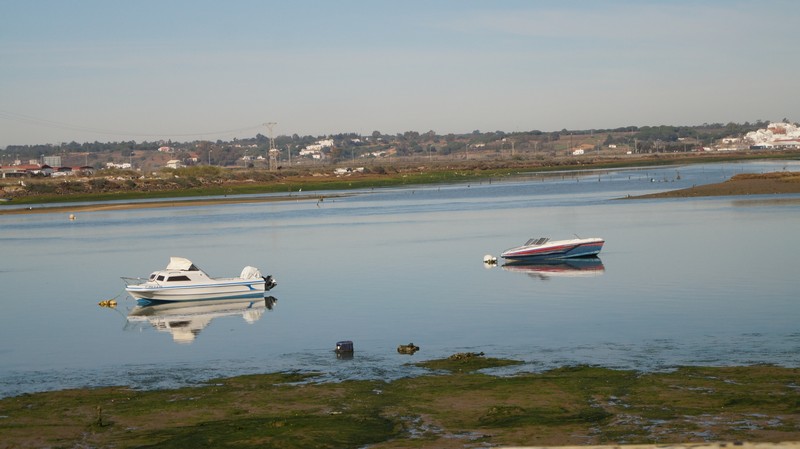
[744, 122, 800, 148]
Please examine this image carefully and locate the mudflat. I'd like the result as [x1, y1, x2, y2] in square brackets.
[3, 171, 800, 216]
[0, 355, 798, 448]
[631, 171, 800, 199]
[0, 193, 338, 215]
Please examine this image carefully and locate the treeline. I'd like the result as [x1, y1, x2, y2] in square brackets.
[1, 120, 784, 164]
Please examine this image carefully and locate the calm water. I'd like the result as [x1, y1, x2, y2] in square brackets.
[1, 160, 799, 398]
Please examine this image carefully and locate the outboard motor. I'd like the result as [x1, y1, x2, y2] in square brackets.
[263, 275, 277, 291]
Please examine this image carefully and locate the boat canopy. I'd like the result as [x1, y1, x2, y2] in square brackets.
[240, 266, 262, 279]
[166, 257, 199, 271]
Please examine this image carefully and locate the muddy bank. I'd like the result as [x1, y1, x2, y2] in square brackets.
[1, 355, 798, 448]
[632, 171, 800, 199]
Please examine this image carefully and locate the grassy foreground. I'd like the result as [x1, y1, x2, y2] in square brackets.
[1, 354, 798, 448]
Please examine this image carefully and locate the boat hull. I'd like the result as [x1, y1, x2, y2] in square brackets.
[126, 280, 267, 302]
[501, 238, 604, 261]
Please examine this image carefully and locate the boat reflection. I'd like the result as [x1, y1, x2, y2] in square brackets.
[501, 257, 605, 280]
[126, 296, 277, 344]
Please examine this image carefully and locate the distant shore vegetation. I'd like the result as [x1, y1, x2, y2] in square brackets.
[2, 121, 800, 205]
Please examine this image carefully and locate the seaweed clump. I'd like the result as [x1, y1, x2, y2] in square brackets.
[414, 352, 523, 373]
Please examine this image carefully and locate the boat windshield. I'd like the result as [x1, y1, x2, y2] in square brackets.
[525, 237, 550, 246]
[166, 275, 191, 282]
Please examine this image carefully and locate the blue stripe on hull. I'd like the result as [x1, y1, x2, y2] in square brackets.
[135, 291, 266, 305]
[126, 280, 266, 302]
[564, 243, 603, 258]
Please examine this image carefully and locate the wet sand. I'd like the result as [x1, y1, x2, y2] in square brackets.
[632, 171, 800, 199]
[0, 193, 339, 215]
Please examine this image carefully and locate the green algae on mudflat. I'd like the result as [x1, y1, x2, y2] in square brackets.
[413, 351, 524, 373]
[1, 360, 798, 449]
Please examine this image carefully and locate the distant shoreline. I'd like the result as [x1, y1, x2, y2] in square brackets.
[0, 193, 338, 215]
[3, 173, 799, 216]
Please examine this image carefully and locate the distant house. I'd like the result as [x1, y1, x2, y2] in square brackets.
[73, 166, 95, 176]
[166, 160, 184, 169]
[334, 167, 365, 175]
[572, 144, 594, 156]
[52, 167, 72, 177]
[26, 164, 54, 176]
[0, 166, 27, 178]
[105, 162, 132, 169]
[300, 139, 334, 159]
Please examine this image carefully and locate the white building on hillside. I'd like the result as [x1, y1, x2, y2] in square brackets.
[745, 122, 800, 148]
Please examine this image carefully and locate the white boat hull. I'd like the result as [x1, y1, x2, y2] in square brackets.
[125, 279, 267, 302]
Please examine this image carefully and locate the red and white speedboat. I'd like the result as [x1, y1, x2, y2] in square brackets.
[501, 236, 604, 261]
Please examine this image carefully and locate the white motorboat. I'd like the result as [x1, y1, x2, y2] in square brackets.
[501, 236, 604, 261]
[123, 257, 276, 303]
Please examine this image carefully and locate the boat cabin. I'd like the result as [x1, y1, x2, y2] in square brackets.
[147, 258, 210, 283]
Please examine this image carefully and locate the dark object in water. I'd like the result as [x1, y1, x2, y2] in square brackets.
[397, 343, 419, 355]
[263, 275, 277, 291]
[335, 340, 354, 354]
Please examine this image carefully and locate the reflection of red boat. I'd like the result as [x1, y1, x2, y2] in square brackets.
[501, 237, 604, 261]
[502, 257, 605, 279]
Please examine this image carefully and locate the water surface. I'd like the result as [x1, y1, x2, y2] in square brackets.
[1, 160, 798, 397]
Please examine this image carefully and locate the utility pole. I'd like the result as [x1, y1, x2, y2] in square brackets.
[570, 133, 573, 154]
[264, 122, 278, 171]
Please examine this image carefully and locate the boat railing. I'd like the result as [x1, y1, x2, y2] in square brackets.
[121, 276, 149, 286]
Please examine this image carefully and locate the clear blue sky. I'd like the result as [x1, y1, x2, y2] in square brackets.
[1, 0, 798, 147]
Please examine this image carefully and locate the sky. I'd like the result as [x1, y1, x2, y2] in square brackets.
[1, 0, 798, 148]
